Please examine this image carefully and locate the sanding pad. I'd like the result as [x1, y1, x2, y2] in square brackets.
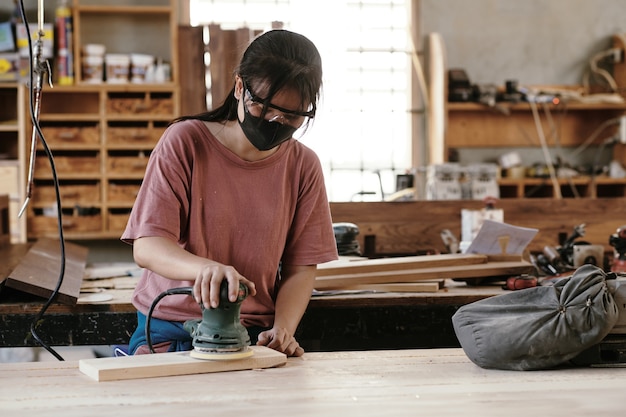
[190, 347, 254, 361]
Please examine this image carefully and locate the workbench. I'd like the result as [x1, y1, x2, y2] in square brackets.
[1, 348, 625, 416]
[0, 281, 506, 350]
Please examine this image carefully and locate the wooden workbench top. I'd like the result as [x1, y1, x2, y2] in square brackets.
[1, 348, 625, 416]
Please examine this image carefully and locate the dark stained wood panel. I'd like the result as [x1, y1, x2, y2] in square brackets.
[1, 238, 88, 305]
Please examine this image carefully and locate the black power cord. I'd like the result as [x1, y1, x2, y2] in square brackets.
[145, 287, 193, 353]
[18, 0, 67, 361]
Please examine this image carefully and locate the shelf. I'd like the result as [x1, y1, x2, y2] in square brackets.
[72, 0, 178, 85]
[75, 5, 172, 14]
[497, 176, 626, 199]
[39, 115, 100, 122]
[447, 101, 626, 111]
[0, 122, 19, 131]
[24, 0, 179, 240]
[446, 99, 626, 149]
[445, 94, 626, 203]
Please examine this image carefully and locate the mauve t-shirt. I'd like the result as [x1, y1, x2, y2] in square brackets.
[122, 119, 337, 328]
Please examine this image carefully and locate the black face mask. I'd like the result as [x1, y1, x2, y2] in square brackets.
[238, 102, 298, 151]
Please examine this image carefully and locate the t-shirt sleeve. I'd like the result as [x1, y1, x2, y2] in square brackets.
[281, 149, 338, 266]
[121, 122, 192, 244]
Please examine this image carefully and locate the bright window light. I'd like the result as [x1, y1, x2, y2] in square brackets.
[189, 0, 413, 201]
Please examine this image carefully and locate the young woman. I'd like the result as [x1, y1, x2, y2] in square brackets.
[122, 29, 338, 357]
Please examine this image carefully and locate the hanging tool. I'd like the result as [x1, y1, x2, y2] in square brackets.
[18, 0, 53, 218]
[558, 223, 587, 267]
[541, 224, 592, 274]
[440, 229, 459, 254]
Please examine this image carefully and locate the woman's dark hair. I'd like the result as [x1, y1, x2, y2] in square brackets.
[174, 29, 322, 125]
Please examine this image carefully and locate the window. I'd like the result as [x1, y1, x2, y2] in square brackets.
[190, 0, 415, 201]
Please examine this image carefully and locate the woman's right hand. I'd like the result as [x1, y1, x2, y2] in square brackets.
[193, 263, 257, 309]
[133, 236, 256, 308]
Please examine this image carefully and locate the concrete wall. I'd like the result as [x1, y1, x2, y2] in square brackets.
[421, 0, 626, 86]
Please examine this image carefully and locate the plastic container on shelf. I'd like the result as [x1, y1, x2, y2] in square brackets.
[82, 43, 105, 57]
[82, 55, 103, 83]
[105, 53, 130, 84]
[130, 53, 154, 83]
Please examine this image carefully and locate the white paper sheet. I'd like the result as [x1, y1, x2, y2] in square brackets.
[465, 219, 538, 255]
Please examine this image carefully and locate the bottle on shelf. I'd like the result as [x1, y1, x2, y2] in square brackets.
[55, 0, 74, 85]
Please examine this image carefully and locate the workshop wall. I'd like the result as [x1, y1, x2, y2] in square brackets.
[421, 0, 626, 86]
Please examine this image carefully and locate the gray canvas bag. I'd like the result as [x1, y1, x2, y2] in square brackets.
[452, 264, 619, 370]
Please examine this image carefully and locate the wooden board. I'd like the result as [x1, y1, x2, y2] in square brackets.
[317, 253, 488, 277]
[329, 199, 626, 256]
[79, 345, 287, 382]
[315, 260, 534, 290]
[0, 242, 31, 283]
[1, 238, 88, 305]
[0, 195, 9, 247]
[329, 280, 445, 293]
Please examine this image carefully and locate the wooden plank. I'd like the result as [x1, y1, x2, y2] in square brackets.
[0, 194, 9, 247]
[317, 253, 488, 277]
[329, 199, 626, 255]
[447, 103, 621, 148]
[178, 25, 206, 116]
[0, 242, 30, 282]
[1, 238, 88, 305]
[79, 345, 286, 382]
[315, 261, 534, 290]
[325, 280, 445, 293]
[208, 25, 255, 109]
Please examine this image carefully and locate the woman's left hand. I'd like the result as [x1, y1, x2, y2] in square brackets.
[257, 327, 304, 357]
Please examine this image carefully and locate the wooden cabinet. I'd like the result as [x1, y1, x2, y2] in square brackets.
[25, 0, 179, 240]
[446, 101, 626, 198]
[0, 83, 26, 243]
[26, 85, 177, 239]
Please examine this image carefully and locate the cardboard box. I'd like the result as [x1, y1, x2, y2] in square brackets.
[0, 53, 19, 82]
[0, 21, 15, 52]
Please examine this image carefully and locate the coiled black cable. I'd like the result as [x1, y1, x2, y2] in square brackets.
[145, 287, 193, 353]
[19, 0, 67, 362]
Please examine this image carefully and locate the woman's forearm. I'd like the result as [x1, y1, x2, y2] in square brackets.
[273, 264, 317, 335]
[133, 236, 218, 281]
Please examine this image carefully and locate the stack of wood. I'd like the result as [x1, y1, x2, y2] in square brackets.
[315, 253, 535, 293]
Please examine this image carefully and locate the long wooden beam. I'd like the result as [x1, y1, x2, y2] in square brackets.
[330, 199, 625, 256]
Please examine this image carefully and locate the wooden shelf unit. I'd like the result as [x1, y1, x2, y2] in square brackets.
[0, 83, 26, 243]
[25, 0, 179, 240]
[498, 176, 626, 199]
[26, 84, 178, 240]
[71, 0, 178, 86]
[446, 100, 626, 198]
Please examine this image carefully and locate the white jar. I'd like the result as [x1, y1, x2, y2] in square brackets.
[105, 54, 130, 84]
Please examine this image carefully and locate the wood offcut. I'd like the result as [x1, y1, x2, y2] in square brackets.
[315, 253, 533, 291]
[79, 345, 287, 381]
